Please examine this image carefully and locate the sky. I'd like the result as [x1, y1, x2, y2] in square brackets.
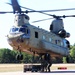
[0, 0, 75, 49]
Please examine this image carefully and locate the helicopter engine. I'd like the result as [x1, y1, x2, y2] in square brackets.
[58, 30, 70, 38]
[58, 29, 66, 38]
[66, 32, 70, 38]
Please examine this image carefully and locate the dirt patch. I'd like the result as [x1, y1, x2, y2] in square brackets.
[0, 64, 23, 72]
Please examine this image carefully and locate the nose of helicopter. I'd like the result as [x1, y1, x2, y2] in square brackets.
[7, 25, 30, 49]
[7, 33, 23, 44]
[7, 33, 30, 49]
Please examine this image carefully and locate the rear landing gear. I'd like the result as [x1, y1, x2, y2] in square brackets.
[66, 56, 69, 63]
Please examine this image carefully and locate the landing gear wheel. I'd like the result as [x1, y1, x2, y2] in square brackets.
[66, 56, 69, 63]
[16, 54, 23, 60]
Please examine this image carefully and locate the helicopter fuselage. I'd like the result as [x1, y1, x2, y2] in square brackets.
[7, 23, 69, 57]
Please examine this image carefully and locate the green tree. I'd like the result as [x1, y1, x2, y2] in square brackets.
[63, 57, 67, 63]
[70, 45, 75, 62]
[22, 52, 33, 63]
[0, 48, 12, 63]
[0, 48, 18, 63]
[10, 50, 19, 63]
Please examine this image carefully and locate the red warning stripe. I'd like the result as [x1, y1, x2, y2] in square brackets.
[58, 67, 67, 69]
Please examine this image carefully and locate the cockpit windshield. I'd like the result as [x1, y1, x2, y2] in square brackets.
[10, 28, 19, 33]
[10, 26, 30, 34]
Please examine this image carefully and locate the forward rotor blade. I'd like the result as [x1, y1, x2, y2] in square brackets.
[6, 3, 51, 16]
[21, 6, 75, 12]
[6, 1, 75, 18]
[20, 6, 53, 16]
[8, 1, 75, 13]
[28, 8, 75, 12]
[20, 6, 75, 17]
[0, 11, 13, 14]
[32, 18, 53, 23]
[10, 0, 21, 13]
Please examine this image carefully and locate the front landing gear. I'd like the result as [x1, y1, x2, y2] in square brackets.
[16, 51, 23, 60]
[16, 53, 23, 60]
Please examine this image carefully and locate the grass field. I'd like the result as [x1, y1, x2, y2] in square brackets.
[0, 64, 75, 72]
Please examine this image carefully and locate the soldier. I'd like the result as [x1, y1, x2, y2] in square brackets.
[44, 53, 52, 72]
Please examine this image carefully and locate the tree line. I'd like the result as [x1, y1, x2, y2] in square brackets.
[0, 44, 75, 63]
[0, 48, 33, 63]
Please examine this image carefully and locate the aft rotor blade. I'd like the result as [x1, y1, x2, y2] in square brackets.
[51, 15, 75, 19]
[62, 15, 75, 18]
[32, 18, 53, 23]
[28, 8, 75, 12]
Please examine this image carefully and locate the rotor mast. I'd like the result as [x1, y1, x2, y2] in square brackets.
[14, 14, 30, 27]
[50, 18, 64, 34]
[10, 0, 30, 27]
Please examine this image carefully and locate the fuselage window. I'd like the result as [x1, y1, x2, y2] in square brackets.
[49, 38, 52, 42]
[55, 40, 58, 44]
[27, 29, 29, 34]
[61, 42, 63, 46]
[43, 36, 45, 39]
[35, 32, 38, 38]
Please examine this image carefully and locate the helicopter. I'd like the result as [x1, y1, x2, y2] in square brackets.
[1, 0, 75, 72]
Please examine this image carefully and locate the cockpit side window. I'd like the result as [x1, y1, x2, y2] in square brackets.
[19, 27, 30, 35]
[19, 28, 26, 33]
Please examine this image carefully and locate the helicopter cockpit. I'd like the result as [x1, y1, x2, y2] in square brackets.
[10, 27, 19, 33]
[9, 25, 30, 38]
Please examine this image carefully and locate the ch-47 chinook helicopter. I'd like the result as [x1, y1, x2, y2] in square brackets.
[1, 0, 75, 72]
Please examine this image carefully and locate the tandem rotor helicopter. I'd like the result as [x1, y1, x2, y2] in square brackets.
[1, 0, 75, 72]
